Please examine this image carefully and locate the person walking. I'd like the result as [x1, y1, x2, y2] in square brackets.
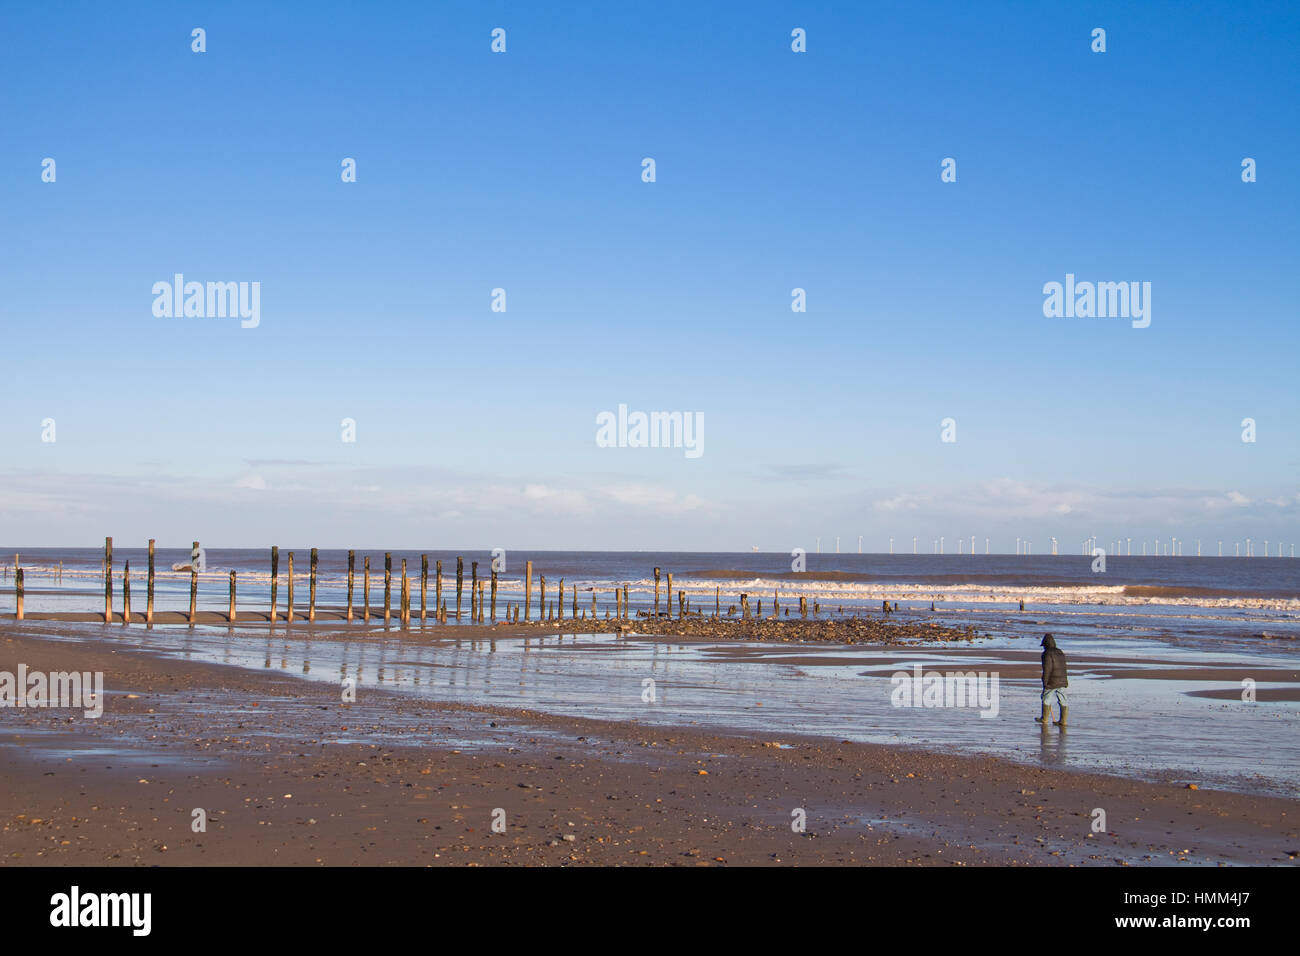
[1036, 633, 1068, 726]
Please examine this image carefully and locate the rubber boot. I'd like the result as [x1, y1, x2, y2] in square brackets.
[1035, 704, 1051, 723]
[1053, 706, 1068, 727]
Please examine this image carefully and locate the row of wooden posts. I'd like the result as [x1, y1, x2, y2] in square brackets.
[12, 543, 824, 627]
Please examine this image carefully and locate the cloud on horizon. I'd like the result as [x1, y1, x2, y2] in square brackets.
[0, 466, 1295, 549]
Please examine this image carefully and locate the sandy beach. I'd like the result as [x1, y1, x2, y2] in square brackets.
[2, 620, 1296, 867]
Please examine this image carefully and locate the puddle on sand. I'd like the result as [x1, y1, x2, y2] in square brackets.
[15, 622, 1300, 797]
[0, 726, 223, 769]
[828, 810, 1223, 867]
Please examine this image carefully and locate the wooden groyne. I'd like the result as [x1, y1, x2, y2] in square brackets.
[2, 541, 863, 633]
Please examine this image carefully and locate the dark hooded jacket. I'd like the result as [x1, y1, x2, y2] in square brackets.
[1041, 634, 1068, 689]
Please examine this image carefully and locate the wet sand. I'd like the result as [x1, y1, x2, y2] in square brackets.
[1, 625, 1297, 866]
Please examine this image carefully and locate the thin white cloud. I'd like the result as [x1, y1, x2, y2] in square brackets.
[874, 493, 929, 512]
[603, 484, 704, 512]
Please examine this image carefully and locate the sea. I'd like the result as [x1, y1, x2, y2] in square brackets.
[4, 548, 1296, 650]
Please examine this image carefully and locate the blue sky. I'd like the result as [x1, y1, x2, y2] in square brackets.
[1, 0, 1297, 551]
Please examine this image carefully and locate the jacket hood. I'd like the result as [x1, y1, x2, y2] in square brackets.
[1041, 633, 1057, 649]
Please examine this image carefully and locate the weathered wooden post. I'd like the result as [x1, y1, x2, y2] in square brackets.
[270, 546, 280, 622]
[715, 586, 720, 618]
[189, 541, 199, 626]
[773, 591, 779, 618]
[490, 569, 498, 622]
[435, 560, 443, 618]
[622, 584, 629, 620]
[653, 567, 661, 617]
[229, 570, 237, 623]
[557, 578, 564, 621]
[400, 558, 409, 628]
[679, 591, 685, 618]
[347, 550, 355, 622]
[800, 595, 807, 619]
[741, 593, 750, 619]
[384, 552, 392, 624]
[122, 562, 131, 625]
[471, 561, 478, 620]
[455, 557, 463, 621]
[477, 581, 485, 623]
[363, 556, 371, 620]
[309, 547, 318, 622]
[524, 561, 532, 621]
[666, 573, 673, 620]
[104, 536, 113, 624]
[572, 583, 577, 618]
[395, 563, 403, 626]
[539, 575, 546, 621]
[406, 567, 413, 627]
[421, 555, 428, 621]
[146, 539, 156, 627]
[286, 551, 295, 623]
[591, 590, 597, 618]
[15, 568, 23, 621]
